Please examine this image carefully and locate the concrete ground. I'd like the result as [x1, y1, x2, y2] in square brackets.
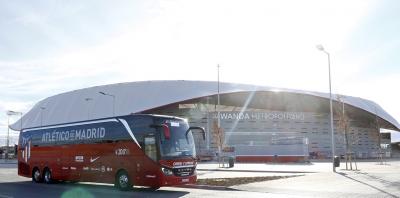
[197, 162, 315, 179]
[1, 159, 399, 197]
[197, 160, 400, 197]
[0, 159, 17, 169]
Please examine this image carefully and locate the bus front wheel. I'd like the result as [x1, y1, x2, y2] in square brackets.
[115, 170, 131, 191]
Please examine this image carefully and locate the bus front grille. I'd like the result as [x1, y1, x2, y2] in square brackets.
[173, 167, 194, 177]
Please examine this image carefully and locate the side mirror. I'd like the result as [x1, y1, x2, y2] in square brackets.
[185, 126, 206, 140]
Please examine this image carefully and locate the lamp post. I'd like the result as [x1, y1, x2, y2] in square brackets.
[99, 91, 115, 116]
[206, 96, 211, 150]
[85, 98, 93, 119]
[6, 113, 10, 159]
[217, 64, 221, 128]
[40, 107, 46, 127]
[6, 110, 23, 159]
[316, 44, 336, 172]
[217, 64, 221, 155]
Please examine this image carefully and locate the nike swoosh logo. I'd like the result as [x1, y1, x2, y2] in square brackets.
[90, 156, 100, 163]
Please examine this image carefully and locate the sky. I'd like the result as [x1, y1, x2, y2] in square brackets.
[1, 0, 400, 144]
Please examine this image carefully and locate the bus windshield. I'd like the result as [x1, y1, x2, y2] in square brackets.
[159, 121, 196, 159]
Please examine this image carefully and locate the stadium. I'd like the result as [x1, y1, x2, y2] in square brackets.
[11, 81, 400, 162]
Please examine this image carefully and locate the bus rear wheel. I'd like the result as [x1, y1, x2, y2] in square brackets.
[32, 168, 42, 183]
[43, 168, 53, 184]
[115, 170, 131, 191]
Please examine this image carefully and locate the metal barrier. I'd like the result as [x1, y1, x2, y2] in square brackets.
[218, 146, 235, 168]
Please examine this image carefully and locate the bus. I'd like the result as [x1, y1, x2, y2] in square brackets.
[17, 114, 205, 190]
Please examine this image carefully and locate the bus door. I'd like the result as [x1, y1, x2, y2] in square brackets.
[139, 134, 160, 186]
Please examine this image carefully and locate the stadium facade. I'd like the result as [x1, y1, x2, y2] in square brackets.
[11, 81, 400, 162]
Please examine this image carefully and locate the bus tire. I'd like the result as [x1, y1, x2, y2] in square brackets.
[115, 170, 131, 191]
[32, 167, 42, 183]
[43, 168, 53, 184]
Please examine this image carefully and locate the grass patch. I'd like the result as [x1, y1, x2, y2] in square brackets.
[197, 175, 301, 187]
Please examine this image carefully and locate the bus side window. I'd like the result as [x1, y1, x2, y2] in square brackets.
[144, 136, 157, 161]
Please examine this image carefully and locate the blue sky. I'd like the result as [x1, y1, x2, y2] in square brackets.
[1, 0, 400, 143]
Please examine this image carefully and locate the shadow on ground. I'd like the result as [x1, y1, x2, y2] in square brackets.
[337, 172, 399, 198]
[0, 181, 190, 198]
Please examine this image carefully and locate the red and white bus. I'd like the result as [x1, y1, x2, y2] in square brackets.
[18, 114, 205, 190]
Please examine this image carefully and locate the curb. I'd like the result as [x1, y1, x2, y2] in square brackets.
[176, 184, 237, 191]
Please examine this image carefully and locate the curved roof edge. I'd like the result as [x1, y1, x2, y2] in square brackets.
[10, 80, 400, 131]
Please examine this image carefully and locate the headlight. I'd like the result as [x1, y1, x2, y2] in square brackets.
[161, 167, 173, 176]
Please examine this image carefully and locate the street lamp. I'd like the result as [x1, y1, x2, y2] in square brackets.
[217, 64, 221, 155]
[6, 110, 23, 159]
[40, 107, 46, 127]
[85, 98, 93, 119]
[316, 44, 336, 172]
[217, 64, 221, 125]
[99, 91, 115, 116]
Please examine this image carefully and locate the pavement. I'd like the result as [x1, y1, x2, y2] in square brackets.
[2, 158, 400, 197]
[196, 162, 315, 179]
[0, 159, 17, 169]
[0, 159, 17, 164]
[197, 160, 400, 197]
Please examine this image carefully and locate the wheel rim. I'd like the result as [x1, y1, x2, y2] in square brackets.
[119, 174, 128, 188]
[44, 170, 51, 183]
[33, 170, 40, 181]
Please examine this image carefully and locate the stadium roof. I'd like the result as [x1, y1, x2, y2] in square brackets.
[10, 80, 400, 131]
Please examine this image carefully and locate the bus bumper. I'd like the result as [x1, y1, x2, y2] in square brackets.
[159, 174, 197, 187]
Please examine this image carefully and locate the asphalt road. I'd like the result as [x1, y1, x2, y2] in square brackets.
[0, 180, 190, 198]
[0, 166, 289, 198]
[2, 161, 399, 198]
[0, 167, 186, 198]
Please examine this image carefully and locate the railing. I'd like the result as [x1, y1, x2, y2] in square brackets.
[218, 146, 235, 168]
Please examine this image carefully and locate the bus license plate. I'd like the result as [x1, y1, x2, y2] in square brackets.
[182, 178, 189, 183]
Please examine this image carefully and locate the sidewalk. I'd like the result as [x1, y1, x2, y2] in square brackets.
[198, 159, 400, 175]
[0, 159, 17, 169]
[198, 162, 321, 173]
[0, 159, 17, 164]
[227, 161, 400, 197]
[197, 162, 317, 179]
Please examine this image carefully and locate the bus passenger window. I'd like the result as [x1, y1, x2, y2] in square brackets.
[144, 136, 157, 161]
